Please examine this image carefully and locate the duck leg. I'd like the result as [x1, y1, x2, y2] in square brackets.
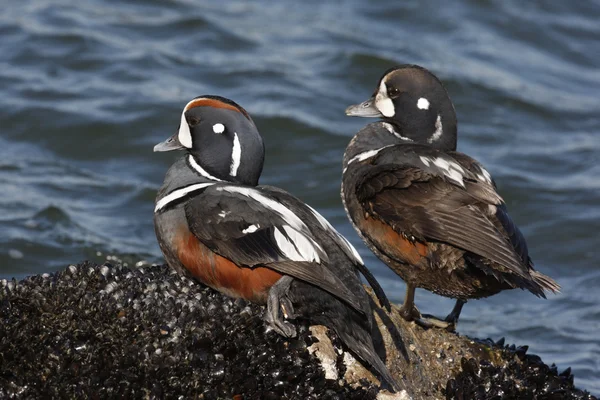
[444, 299, 466, 325]
[399, 285, 463, 331]
[398, 284, 421, 321]
[265, 275, 297, 338]
[419, 299, 466, 331]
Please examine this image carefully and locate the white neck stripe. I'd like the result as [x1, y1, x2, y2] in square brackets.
[428, 115, 443, 143]
[382, 122, 412, 141]
[230, 132, 241, 177]
[155, 182, 215, 212]
[216, 186, 306, 231]
[188, 155, 223, 181]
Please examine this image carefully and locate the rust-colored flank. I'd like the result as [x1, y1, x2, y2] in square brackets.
[176, 229, 282, 303]
[362, 215, 429, 266]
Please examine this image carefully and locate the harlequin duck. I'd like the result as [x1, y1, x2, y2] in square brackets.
[153, 95, 399, 391]
[341, 65, 560, 330]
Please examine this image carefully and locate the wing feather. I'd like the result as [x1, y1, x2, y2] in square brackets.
[184, 185, 364, 313]
[354, 146, 530, 277]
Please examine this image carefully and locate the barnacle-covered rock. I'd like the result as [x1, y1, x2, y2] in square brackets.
[0, 262, 596, 399]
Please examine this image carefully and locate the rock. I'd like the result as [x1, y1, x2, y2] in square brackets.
[0, 262, 596, 400]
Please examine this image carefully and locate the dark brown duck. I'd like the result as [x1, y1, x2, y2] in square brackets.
[341, 65, 560, 330]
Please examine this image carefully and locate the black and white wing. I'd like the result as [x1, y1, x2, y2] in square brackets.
[183, 184, 364, 314]
[258, 185, 392, 311]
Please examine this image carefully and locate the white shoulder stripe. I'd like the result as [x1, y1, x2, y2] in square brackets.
[155, 182, 215, 212]
[216, 186, 306, 230]
[344, 145, 394, 173]
[188, 155, 223, 181]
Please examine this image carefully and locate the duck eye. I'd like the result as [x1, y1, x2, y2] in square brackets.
[387, 87, 400, 97]
[186, 116, 201, 127]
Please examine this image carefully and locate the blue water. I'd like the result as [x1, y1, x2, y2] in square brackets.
[1, 0, 598, 392]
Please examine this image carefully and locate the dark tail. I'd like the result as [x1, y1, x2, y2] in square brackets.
[355, 262, 392, 312]
[530, 270, 560, 298]
[288, 281, 400, 392]
[334, 321, 402, 392]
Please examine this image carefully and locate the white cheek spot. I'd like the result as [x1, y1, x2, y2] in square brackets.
[230, 132, 241, 177]
[417, 97, 430, 110]
[375, 80, 395, 117]
[212, 123, 225, 134]
[242, 224, 259, 234]
[178, 111, 193, 148]
[427, 115, 443, 143]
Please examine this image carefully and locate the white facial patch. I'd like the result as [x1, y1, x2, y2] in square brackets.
[273, 226, 322, 263]
[427, 115, 443, 143]
[230, 132, 241, 177]
[155, 182, 214, 212]
[178, 110, 193, 148]
[217, 186, 306, 231]
[305, 204, 364, 265]
[188, 155, 223, 181]
[417, 97, 430, 110]
[375, 80, 395, 117]
[242, 224, 259, 234]
[212, 123, 225, 134]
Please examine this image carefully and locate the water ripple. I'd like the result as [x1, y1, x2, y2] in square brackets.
[1, 0, 599, 393]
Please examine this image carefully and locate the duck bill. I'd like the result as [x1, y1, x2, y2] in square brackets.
[154, 132, 185, 152]
[345, 97, 382, 118]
